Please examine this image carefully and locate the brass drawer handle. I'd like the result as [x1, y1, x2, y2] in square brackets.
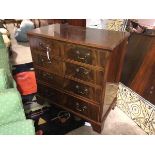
[75, 102, 87, 112]
[75, 50, 90, 63]
[75, 85, 88, 95]
[39, 56, 51, 64]
[38, 56, 46, 65]
[75, 67, 90, 76]
[39, 42, 45, 49]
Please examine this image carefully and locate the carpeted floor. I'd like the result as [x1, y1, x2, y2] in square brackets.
[6, 23, 147, 135]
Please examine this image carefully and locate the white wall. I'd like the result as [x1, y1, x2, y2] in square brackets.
[86, 19, 108, 29]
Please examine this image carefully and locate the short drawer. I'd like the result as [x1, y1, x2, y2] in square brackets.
[64, 80, 102, 102]
[64, 43, 108, 67]
[66, 96, 99, 121]
[35, 69, 64, 88]
[32, 53, 63, 76]
[65, 62, 104, 85]
[29, 37, 62, 57]
[37, 83, 63, 105]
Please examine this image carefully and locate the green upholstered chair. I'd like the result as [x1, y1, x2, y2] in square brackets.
[0, 88, 35, 135]
[0, 33, 14, 88]
[0, 69, 7, 90]
[0, 33, 35, 135]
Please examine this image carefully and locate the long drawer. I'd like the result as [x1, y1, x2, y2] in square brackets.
[33, 58, 104, 86]
[37, 83, 99, 122]
[35, 68, 102, 103]
[30, 36, 109, 68]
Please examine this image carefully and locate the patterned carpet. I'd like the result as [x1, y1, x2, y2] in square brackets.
[12, 62, 86, 135]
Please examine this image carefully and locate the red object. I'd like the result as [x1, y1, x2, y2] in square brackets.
[13, 71, 37, 95]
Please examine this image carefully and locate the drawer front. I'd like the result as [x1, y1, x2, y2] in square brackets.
[35, 69, 64, 88]
[37, 83, 99, 121]
[64, 80, 102, 102]
[64, 43, 108, 67]
[37, 83, 63, 104]
[35, 68, 102, 103]
[66, 96, 99, 121]
[65, 62, 104, 85]
[29, 37, 61, 57]
[32, 53, 63, 76]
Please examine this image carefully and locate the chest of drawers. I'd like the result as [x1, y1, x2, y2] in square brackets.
[28, 24, 129, 133]
[121, 31, 155, 105]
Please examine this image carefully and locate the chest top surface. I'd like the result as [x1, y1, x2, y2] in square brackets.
[28, 24, 129, 50]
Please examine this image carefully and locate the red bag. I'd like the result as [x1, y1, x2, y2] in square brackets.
[13, 71, 37, 95]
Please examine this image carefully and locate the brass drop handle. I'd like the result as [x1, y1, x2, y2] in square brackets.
[39, 42, 45, 49]
[75, 67, 90, 75]
[75, 85, 88, 95]
[76, 50, 90, 63]
[75, 102, 87, 112]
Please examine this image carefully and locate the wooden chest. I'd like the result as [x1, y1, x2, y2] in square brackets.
[121, 30, 155, 105]
[28, 24, 129, 133]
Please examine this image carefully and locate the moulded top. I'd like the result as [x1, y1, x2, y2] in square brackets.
[28, 23, 130, 51]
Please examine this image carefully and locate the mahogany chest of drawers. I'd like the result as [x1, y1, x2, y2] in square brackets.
[121, 31, 155, 105]
[28, 24, 129, 133]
